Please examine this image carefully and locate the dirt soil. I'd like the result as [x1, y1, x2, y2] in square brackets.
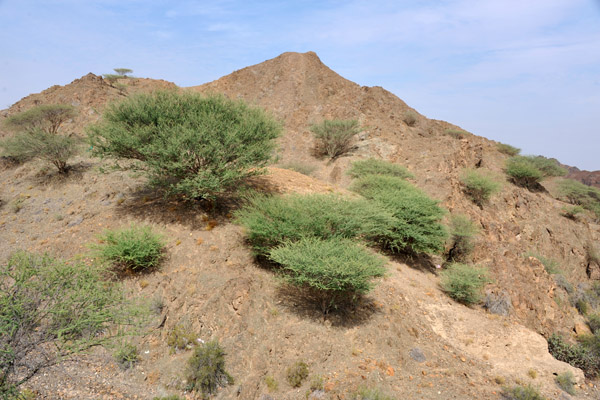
[1, 51, 600, 399]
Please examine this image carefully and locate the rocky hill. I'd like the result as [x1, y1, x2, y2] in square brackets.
[1, 51, 599, 399]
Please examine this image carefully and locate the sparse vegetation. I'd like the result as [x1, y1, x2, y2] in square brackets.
[286, 361, 309, 387]
[93, 224, 165, 273]
[114, 342, 139, 370]
[445, 129, 469, 139]
[561, 205, 584, 220]
[447, 214, 478, 261]
[167, 322, 197, 351]
[310, 119, 360, 158]
[347, 158, 413, 179]
[0, 251, 135, 394]
[352, 386, 395, 400]
[88, 91, 281, 201]
[555, 371, 576, 395]
[497, 143, 521, 156]
[278, 161, 317, 176]
[459, 169, 501, 206]
[501, 384, 546, 400]
[557, 179, 600, 220]
[524, 252, 561, 275]
[505, 156, 567, 189]
[548, 333, 600, 378]
[269, 237, 386, 313]
[185, 340, 233, 398]
[350, 174, 447, 255]
[440, 263, 491, 305]
[103, 68, 133, 83]
[1, 104, 79, 173]
[403, 111, 418, 127]
[264, 375, 278, 392]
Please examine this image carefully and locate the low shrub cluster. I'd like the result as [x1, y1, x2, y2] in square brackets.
[459, 169, 501, 206]
[496, 143, 521, 156]
[440, 263, 490, 305]
[350, 174, 447, 254]
[501, 384, 546, 400]
[561, 205, 585, 220]
[185, 340, 233, 398]
[557, 179, 600, 220]
[286, 361, 309, 387]
[278, 162, 316, 176]
[347, 158, 413, 180]
[403, 111, 418, 127]
[505, 156, 566, 189]
[447, 214, 478, 261]
[114, 342, 139, 370]
[310, 119, 360, 158]
[444, 129, 469, 139]
[351, 386, 395, 400]
[555, 371, 576, 395]
[548, 333, 600, 378]
[92, 224, 165, 273]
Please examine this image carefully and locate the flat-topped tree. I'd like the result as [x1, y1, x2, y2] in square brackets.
[113, 68, 132, 77]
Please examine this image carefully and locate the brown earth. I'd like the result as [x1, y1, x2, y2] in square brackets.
[1, 51, 600, 399]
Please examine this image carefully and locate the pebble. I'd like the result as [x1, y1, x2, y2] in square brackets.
[409, 347, 426, 362]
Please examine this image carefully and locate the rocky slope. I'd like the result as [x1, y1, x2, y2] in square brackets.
[1, 51, 599, 399]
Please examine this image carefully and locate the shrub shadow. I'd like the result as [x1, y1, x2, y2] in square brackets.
[387, 251, 440, 274]
[275, 284, 380, 328]
[30, 161, 93, 188]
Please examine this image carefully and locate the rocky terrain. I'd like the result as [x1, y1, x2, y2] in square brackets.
[1, 51, 599, 399]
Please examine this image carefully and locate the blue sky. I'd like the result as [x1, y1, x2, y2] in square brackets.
[1, 0, 599, 170]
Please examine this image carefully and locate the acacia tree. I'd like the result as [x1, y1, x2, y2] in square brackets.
[0, 104, 78, 173]
[88, 91, 281, 202]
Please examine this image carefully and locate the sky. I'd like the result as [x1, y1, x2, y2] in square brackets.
[1, 0, 599, 170]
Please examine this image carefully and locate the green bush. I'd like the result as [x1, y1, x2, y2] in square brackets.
[185, 340, 233, 398]
[497, 143, 521, 156]
[92, 224, 165, 272]
[269, 237, 386, 313]
[347, 158, 413, 179]
[440, 263, 490, 305]
[0, 251, 134, 393]
[447, 214, 478, 261]
[235, 193, 397, 257]
[114, 342, 138, 370]
[167, 322, 197, 351]
[555, 371, 576, 395]
[350, 174, 447, 254]
[561, 205, 584, 220]
[1, 104, 79, 174]
[548, 333, 599, 378]
[557, 179, 600, 220]
[286, 361, 309, 387]
[403, 111, 418, 127]
[88, 91, 281, 201]
[501, 384, 546, 400]
[505, 156, 566, 189]
[310, 119, 360, 158]
[459, 169, 501, 206]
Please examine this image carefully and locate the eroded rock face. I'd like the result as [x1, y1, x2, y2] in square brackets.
[586, 261, 600, 280]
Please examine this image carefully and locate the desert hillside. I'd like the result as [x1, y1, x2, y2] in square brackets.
[1, 51, 599, 399]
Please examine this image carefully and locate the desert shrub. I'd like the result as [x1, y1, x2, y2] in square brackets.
[484, 291, 512, 316]
[310, 119, 360, 158]
[286, 361, 309, 388]
[497, 143, 521, 156]
[278, 162, 316, 176]
[447, 214, 478, 261]
[553, 274, 574, 294]
[587, 244, 600, 265]
[352, 386, 395, 400]
[3, 104, 76, 135]
[114, 342, 138, 370]
[445, 129, 468, 139]
[92, 224, 165, 272]
[350, 174, 447, 254]
[347, 158, 413, 179]
[557, 179, 600, 220]
[0, 251, 134, 393]
[269, 237, 385, 313]
[264, 375, 278, 392]
[167, 322, 197, 351]
[576, 299, 589, 315]
[440, 263, 491, 305]
[185, 340, 233, 398]
[234, 193, 397, 257]
[555, 371, 576, 395]
[0, 130, 79, 174]
[403, 111, 418, 126]
[459, 169, 501, 206]
[561, 205, 584, 220]
[88, 91, 281, 201]
[501, 384, 546, 400]
[505, 156, 566, 189]
[524, 252, 561, 275]
[548, 333, 599, 378]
